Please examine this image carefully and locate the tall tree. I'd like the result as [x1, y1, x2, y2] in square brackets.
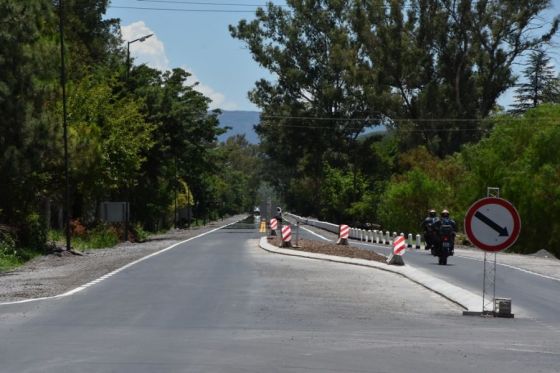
[230, 0, 389, 214]
[511, 49, 560, 114]
[353, 0, 559, 156]
[0, 0, 59, 243]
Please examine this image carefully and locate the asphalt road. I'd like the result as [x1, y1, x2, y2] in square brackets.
[350, 238, 560, 322]
[1, 218, 560, 372]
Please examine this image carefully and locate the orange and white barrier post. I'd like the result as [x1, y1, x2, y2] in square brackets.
[387, 234, 406, 265]
[393, 235, 407, 256]
[269, 218, 278, 237]
[337, 224, 350, 245]
[281, 225, 292, 247]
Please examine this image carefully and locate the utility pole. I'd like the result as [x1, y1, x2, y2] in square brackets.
[58, 0, 71, 252]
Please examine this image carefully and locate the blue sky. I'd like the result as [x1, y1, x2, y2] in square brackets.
[106, 0, 560, 112]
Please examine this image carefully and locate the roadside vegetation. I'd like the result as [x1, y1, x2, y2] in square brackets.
[0, 1, 261, 269]
[231, 0, 560, 257]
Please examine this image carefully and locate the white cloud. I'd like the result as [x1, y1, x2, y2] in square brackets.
[183, 67, 239, 110]
[121, 22, 237, 110]
[122, 21, 169, 71]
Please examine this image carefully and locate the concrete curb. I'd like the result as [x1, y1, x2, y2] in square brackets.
[260, 237, 483, 312]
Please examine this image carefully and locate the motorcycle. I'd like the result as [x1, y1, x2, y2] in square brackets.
[435, 224, 454, 265]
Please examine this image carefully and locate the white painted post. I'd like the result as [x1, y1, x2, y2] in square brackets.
[392, 232, 397, 245]
[416, 234, 422, 249]
[385, 231, 391, 245]
[368, 230, 372, 243]
[407, 233, 413, 248]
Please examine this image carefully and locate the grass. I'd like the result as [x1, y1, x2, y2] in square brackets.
[0, 247, 43, 272]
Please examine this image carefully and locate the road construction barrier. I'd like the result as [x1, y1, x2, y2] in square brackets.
[281, 225, 292, 247]
[269, 218, 278, 236]
[285, 212, 425, 252]
[393, 235, 406, 255]
[338, 224, 350, 245]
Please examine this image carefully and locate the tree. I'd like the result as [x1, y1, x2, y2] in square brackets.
[353, 0, 559, 156]
[230, 0, 390, 215]
[511, 49, 560, 114]
[127, 66, 226, 229]
[0, 0, 59, 245]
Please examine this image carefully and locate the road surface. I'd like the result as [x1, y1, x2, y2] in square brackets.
[1, 218, 559, 372]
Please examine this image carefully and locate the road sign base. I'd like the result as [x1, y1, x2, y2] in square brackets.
[462, 311, 514, 318]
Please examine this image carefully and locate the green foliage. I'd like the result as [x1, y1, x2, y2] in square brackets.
[19, 213, 48, 252]
[72, 224, 119, 250]
[460, 105, 560, 256]
[132, 223, 150, 243]
[511, 49, 560, 114]
[0, 2, 256, 270]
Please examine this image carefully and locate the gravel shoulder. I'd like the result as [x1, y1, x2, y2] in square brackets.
[0, 216, 244, 303]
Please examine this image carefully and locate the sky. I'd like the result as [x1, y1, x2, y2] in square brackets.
[106, 0, 560, 112]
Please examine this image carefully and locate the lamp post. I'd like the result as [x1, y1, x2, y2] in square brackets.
[126, 33, 153, 81]
[123, 33, 153, 240]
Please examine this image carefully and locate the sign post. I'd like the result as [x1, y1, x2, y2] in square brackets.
[464, 188, 521, 316]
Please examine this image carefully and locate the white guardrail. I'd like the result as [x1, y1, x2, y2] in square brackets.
[285, 212, 423, 249]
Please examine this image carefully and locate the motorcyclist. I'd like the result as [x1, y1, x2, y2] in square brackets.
[421, 209, 439, 251]
[435, 209, 457, 255]
[275, 207, 283, 224]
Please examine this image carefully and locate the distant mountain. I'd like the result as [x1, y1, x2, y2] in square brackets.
[218, 110, 261, 144]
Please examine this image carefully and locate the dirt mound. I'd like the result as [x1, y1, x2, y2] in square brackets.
[268, 238, 387, 263]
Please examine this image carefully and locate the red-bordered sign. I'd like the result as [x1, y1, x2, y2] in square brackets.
[465, 197, 521, 252]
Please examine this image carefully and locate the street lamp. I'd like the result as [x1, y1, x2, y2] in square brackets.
[126, 33, 153, 81]
[122, 33, 153, 241]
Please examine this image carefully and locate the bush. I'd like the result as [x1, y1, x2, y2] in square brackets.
[73, 224, 119, 250]
[19, 213, 47, 252]
[132, 223, 149, 242]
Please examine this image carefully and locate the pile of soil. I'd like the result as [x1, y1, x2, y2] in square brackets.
[268, 237, 387, 263]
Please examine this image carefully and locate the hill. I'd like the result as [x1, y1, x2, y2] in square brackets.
[218, 111, 260, 144]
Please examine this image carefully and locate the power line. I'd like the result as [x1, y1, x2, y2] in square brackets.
[110, 5, 256, 12]
[260, 115, 560, 122]
[136, 0, 287, 7]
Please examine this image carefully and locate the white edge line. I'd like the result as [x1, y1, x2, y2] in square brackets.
[300, 226, 332, 242]
[0, 220, 242, 306]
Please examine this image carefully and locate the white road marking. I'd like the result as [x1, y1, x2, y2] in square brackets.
[300, 226, 332, 242]
[0, 220, 240, 306]
[331, 235, 560, 283]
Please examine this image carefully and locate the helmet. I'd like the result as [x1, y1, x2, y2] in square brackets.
[441, 209, 449, 218]
[429, 209, 436, 217]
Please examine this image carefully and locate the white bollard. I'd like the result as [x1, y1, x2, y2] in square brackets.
[374, 230, 379, 243]
[392, 232, 397, 245]
[368, 230, 373, 243]
[416, 234, 422, 249]
[385, 231, 391, 245]
[408, 233, 413, 248]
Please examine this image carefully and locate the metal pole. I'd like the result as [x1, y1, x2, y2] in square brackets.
[59, 0, 71, 252]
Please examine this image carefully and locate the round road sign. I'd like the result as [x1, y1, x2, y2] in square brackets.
[464, 197, 521, 252]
